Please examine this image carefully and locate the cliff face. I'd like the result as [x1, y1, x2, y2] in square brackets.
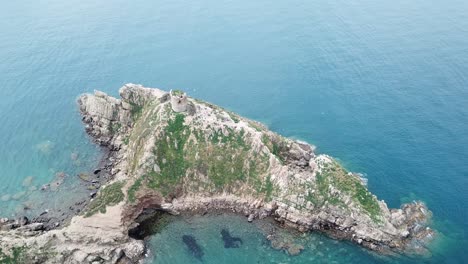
[0, 84, 434, 263]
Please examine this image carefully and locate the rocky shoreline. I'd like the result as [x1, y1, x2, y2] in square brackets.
[0, 147, 117, 232]
[0, 84, 434, 263]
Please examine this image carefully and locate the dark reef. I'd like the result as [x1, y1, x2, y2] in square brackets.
[182, 235, 204, 261]
[221, 229, 243, 248]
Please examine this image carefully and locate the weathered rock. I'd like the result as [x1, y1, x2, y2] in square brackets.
[247, 214, 255, 222]
[16, 216, 29, 226]
[17, 223, 44, 232]
[287, 243, 304, 256]
[90, 191, 98, 198]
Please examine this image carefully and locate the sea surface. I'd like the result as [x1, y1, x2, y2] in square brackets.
[0, 0, 467, 263]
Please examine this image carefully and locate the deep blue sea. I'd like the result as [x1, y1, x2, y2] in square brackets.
[0, 0, 467, 263]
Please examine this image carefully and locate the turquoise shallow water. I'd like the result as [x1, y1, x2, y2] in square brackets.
[0, 0, 467, 263]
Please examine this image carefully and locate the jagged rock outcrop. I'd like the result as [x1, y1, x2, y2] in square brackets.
[0, 84, 434, 263]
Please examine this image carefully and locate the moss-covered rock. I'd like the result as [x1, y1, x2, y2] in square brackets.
[0, 247, 26, 264]
[85, 181, 125, 217]
[314, 159, 382, 222]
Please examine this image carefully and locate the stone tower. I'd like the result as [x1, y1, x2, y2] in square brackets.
[169, 89, 188, 112]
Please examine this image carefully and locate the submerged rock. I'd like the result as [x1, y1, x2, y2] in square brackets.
[22, 201, 35, 211]
[22, 176, 34, 187]
[12, 191, 26, 200]
[78, 172, 90, 182]
[182, 235, 204, 261]
[48, 172, 67, 191]
[0, 194, 11, 202]
[35, 140, 54, 155]
[269, 236, 305, 256]
[220, 229, 243, 248]
[71, 152, 79, 161]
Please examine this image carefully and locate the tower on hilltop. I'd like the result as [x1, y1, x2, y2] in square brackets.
[170, 89, 188, 112]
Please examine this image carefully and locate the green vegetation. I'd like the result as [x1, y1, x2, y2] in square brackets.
[248, 121, 265, 132]
[227, 111, 240, 123]
[130, 102, 143, 120]
[193, 141, 247, 188]
[0, 247, 26, 264]
[147, 113, 189, 195]
[127, 102, 162, 173]
[351, 180, 382, 222]
[315, 161, 382, 222]
[259, 175, 274, 202]
[262, 134, 287, 162]
[172, 89, 184, 96]
[210, 127, 247, 148]
[123, 136, 130, 145]
[187, 127, 269, 190]
[127, 177, 144, 203]
[314, 171, 344, 206]
[125, 101, 277, 201]
[109, 122, 122, 134]
[0, 246, 57, 264]
[85, 181, 125, 217]
[304, 183, 320, 206]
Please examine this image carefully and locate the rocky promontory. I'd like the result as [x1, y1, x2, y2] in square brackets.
[0, 84, 434, 263]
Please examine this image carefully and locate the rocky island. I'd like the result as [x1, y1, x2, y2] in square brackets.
[0, 84, 434, 263]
